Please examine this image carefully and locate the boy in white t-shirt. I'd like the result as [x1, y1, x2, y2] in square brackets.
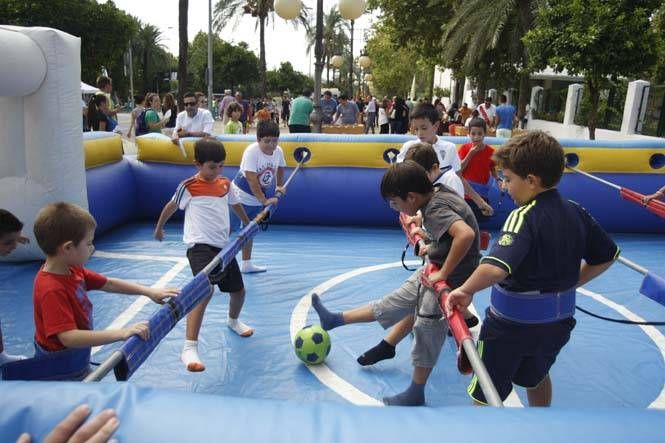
[154, 139, 253, 372]
[232, 120, 287, 274]
[396, 103, 493, 217]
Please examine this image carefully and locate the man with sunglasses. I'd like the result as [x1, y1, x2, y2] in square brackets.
[172, 92, 215, 145]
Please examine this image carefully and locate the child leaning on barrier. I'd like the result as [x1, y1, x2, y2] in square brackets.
[154, 138, 254, 372]
[312, 161, 481, 406]
[0, 209, 29, 366]
[231, 120, 287, 274]
[32, 203, 177, 368]
[447, 131, 619, 406]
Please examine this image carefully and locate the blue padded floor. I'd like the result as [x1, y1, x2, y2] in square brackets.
[1, 222, 664, 408]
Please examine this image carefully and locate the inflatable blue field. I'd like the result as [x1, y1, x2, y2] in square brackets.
[1, 132, 664, 442]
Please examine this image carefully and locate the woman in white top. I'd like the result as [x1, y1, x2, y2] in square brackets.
[378, 99, 390, 134]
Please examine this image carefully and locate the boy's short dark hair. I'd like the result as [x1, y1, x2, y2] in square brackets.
[468, 117, 487, 132]
[0, 209, 23, 237]
[183, 92, 196, 100]
[194, 138, 226, 164]
[34, 203, 97, 256]
[410, 103, 439, 124]
[226, 102, 242, 117]
[134, 94, 145, 105]
[404, 143, 439, 171]
[492, 131, 564, 188]
[338, 94, 348, 101]
[380, 161, 434, 200]
[257, 120, 280, 139]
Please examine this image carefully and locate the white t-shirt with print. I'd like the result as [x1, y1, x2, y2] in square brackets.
[397, 137, 462, 172]
[232, 142, 287, 206]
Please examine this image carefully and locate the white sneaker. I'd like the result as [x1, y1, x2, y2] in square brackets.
[240, 262, 267, 274]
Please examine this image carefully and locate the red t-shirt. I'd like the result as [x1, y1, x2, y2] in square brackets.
[33, 266, 107, 351]
[458, 143, 495, 185]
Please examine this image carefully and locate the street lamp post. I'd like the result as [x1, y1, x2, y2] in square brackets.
[339, 0, 366, 98]
[207, 0, 213, 113]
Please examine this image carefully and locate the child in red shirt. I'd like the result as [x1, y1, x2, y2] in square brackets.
[458, 118, 502, 221]
[33, 203, 178, 353]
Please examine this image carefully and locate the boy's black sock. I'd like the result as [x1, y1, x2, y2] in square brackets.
[311, 293, 344, 330]
[357, 340, 396, 366]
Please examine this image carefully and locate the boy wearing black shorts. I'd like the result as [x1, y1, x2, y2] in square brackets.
[154, 139, 254, 372]
[447, 131, 619, 406]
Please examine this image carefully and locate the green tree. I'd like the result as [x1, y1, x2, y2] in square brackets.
[365, 22, 424, 97]
[306, 6, 350, 85]
[651, 5, 665, 83]
[213, 0, 309, 97]
[133, 23, 169, 94]
[369, 0, 454, 99]
[266, 62, 313, 96]
[0, 0, 138, 97]
[525, 0, 661, 139]
[188, 32, 260, 95]
[441, 0, 539, 116]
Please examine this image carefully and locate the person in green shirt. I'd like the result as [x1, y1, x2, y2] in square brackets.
[144, 93, 169, 133]
[224, 102, 244, 135]
[288, 89, 313, 133]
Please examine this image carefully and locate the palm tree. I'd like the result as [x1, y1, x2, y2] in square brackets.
[133, 23, 167, 94]
[213, 0, 309, 97]
[305, 7, 349, 85]
[178, 0, 189, 110]
[441, 0, 541, 118]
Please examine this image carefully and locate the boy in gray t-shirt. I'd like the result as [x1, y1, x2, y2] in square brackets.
[311, 161, 480, 406]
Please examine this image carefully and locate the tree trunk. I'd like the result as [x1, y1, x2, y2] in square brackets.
[518, 71, 529, 122]
[260, 14, 267, 97]
[142, 48, 150, 94]
[427, 64, 435, 101]
[177, 0, 189, 111]
[587, 80, 599, 140]
[453, 70, 465, 105]
[516, 0, 534, 120]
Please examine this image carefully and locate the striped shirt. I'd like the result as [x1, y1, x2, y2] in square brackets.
[173, 175, 239, 248]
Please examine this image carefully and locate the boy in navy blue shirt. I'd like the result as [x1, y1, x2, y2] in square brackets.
[447, 131, 619, 406]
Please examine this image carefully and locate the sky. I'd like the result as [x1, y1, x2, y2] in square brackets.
[105, 0, 378, 75]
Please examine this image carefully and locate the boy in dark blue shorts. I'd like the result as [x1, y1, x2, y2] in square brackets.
[447, 131, 619, 406]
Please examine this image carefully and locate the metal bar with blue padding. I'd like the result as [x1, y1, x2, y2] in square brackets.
[616, 255, 665, 307]
[84, 148, 311, 382]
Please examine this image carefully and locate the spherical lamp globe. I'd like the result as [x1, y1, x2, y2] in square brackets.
[275, 0, 302, 20]
[358, 55, 371, 69]
[331, 55, 344, 68]
[339, 0, 366, 20]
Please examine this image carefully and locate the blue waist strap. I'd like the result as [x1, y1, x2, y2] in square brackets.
[233, 171, 272, 196]
[490, 285, 576, 324]
[0, 342, 91, 381]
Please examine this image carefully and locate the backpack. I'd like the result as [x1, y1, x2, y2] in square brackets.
[135, 109, 149, 136]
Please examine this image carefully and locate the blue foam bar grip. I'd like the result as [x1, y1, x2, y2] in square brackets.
[641, 272, 665, 306]
[115, 273, 211, 381]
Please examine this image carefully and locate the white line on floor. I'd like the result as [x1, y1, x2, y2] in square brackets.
[577, 287, 665, 409]
[290, 261, 524, 407]
[91, 259, 189, 356]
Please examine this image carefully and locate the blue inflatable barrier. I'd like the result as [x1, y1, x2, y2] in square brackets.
[1, 382, 664, 443]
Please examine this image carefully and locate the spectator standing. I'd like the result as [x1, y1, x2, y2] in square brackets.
[495, 94, 518, 138]
[364, 96, 377, 134]
[320, 91, 337, 124]
[477, 97, 497, 129]
[333, 94, 359, 125]
[288, 90, 313, 133]
[219, 89, 235, 124]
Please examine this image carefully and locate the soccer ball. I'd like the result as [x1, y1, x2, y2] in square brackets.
[294, 324, 331, 365]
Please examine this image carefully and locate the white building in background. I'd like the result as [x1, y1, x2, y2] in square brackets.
[432, 66, 584, 106]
